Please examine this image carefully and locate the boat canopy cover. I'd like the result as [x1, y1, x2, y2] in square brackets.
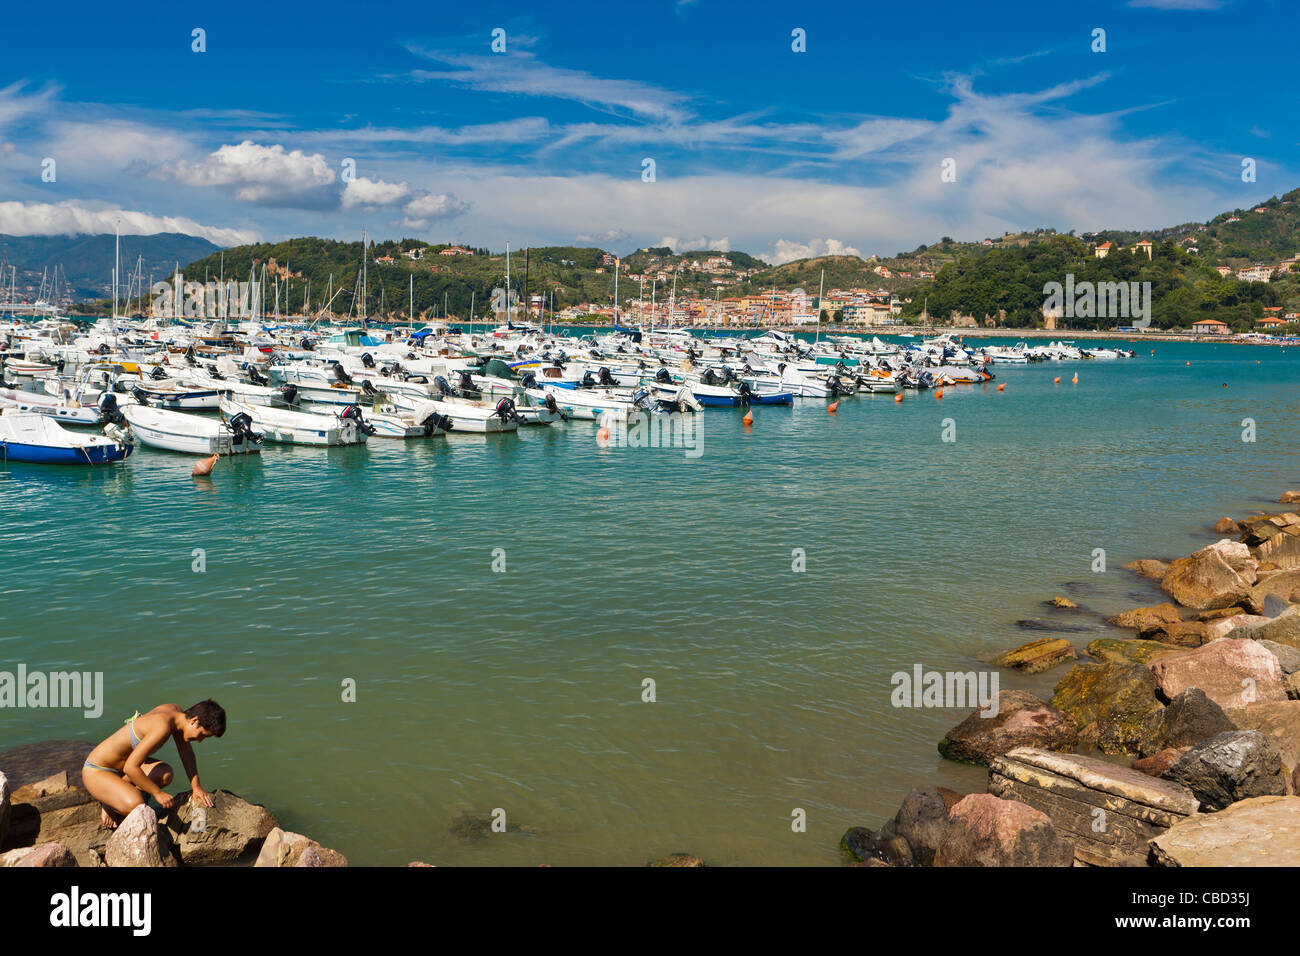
[612, 325, 643, 342]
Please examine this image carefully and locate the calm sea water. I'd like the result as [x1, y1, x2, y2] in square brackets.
[2, 337, 1297, 865]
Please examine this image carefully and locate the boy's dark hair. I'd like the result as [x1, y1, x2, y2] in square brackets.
[186, 699, 227, 737]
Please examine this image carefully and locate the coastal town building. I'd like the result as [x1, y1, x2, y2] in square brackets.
[1190, 318, 1231, 334]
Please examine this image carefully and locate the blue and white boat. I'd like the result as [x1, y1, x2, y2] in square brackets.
[0, 412, 133, 465]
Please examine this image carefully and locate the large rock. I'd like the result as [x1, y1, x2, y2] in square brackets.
[1205, 613, 1269, 642]
[1108, 603, 1181, 633]
[1281, 492, 1300, 504]
[989, 747, 1198, 866]
[1162, 731, 1287, 811]
[1243, 570, 1300, 613]
[1086, 638, 1184, 666]
[938, 690, 1076, 765]
[1124, 559, 1170, 580]
[1050, 662, 1165, 755]
[890, 786, 958, 867]
[162, 789, 278, 864]
[1253, 528, 1300, 569]
[0, 842, 78, 867]
[1139, 620, 1209, 647]
[1147, 638, 1287, 709]
[1151, 795, 1300, 866]
[1227, 606, 1300, 649]
[933, 794, 1073, 867]
[1259, 640, 1300, 674]
[105, 805, 176, 868]
[1161, 542, 1257, 610]
[1138, 687, 1236, 757]
[1225, 700, 1300, 793]
[253, 827, 348, 867]
[992, 638, 1077, 674]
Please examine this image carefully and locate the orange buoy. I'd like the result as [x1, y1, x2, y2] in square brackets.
[1186, 361, 1190, 366]
[934, 388, 944, 399]
[742, 410, 754, 426]
[996, 383, 1005, 391]
[596, 427, 610, 442]
[893, 394, 903, 403]
[192, 453, 219, 478]
[1053, 376, 1061, 384]
[827, 401, 839, 414]
[1071, 374, 1078, 384]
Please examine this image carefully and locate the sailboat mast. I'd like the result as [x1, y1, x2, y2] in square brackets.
[817, 268, 824, 343]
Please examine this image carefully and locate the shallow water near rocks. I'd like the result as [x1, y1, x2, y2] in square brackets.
[2, 337, 1296, 864]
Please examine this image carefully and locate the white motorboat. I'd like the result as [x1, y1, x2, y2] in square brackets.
[218, 398, 368, 446]
[122, 404, 261, 455]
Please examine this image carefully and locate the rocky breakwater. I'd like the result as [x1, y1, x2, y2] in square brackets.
[840, 493, 1300, 867]
[0, 740, 347, 868]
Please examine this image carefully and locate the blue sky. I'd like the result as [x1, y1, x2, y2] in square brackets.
[0, 0, 1295, 262]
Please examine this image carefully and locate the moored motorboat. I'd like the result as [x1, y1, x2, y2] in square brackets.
[0, 411, 133, 465]
[122, 404, 261, 455]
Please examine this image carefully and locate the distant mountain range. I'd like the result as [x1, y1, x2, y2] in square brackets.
[0, 233, 222, 300]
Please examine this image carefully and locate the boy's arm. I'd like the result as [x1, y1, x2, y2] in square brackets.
[173, 736, 214, 807]
[123, 725, 175, 808]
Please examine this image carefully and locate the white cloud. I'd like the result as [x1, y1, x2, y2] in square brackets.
[401, 192, 470, 229]
[0, 200, 258, 246]
[767, 238, 862, 265]
[155, 140, 336, 207]
[658, 235, 730, 253]
[407, 46, 691, 123]
[341, 176, 411, 208]
[575, 228, 629, 244]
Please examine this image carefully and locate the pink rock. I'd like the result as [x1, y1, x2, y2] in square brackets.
[1148, 638, 1287, 710]
[1205, 614, 1269, 642]
[7, 843, 79, 867]
[933, 794, 1073, 867]
[104, 804, 175, 868]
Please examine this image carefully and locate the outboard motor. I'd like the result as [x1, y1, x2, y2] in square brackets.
[55, 358, 65, 374]
[227, 412, 264, 446]
[420, 411, 455, 435]
[207, 363, 225, 380]
[150, 365, 168, 380]
[736, 381, 756, 406]
[520, 372, 538, 389]
[280, 383, 299, 406]
[543, 393, 567, 421]
[825, 374, 847, 396]
[360, 379, 377, 398]
[581, 371, 596, 388]
[637, 359, 647, 371]
[246, 365, 269, 386]
[656, 367, 674, 385]
[300, 336, 315, 351]
[433, 375, 456, 397]
[701, 367, 718, 386]
[130, 385, 152, 406]
[97, 392, 126, 426]
[494, 397, 525, 424]
[718, 366, 735, 384]
[340, 404, 376, 436]
[361, 352, 375, 369]
[457, 370, 477, 393]
[333, 363, 354, 385]
[597, 367, 615, 387]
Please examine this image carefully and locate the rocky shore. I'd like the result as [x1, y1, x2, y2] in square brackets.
[840, 493, 1300, 867]
[0, 740, 354, 868]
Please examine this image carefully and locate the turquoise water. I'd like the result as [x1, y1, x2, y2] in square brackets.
[2, 338, 1297, 865]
